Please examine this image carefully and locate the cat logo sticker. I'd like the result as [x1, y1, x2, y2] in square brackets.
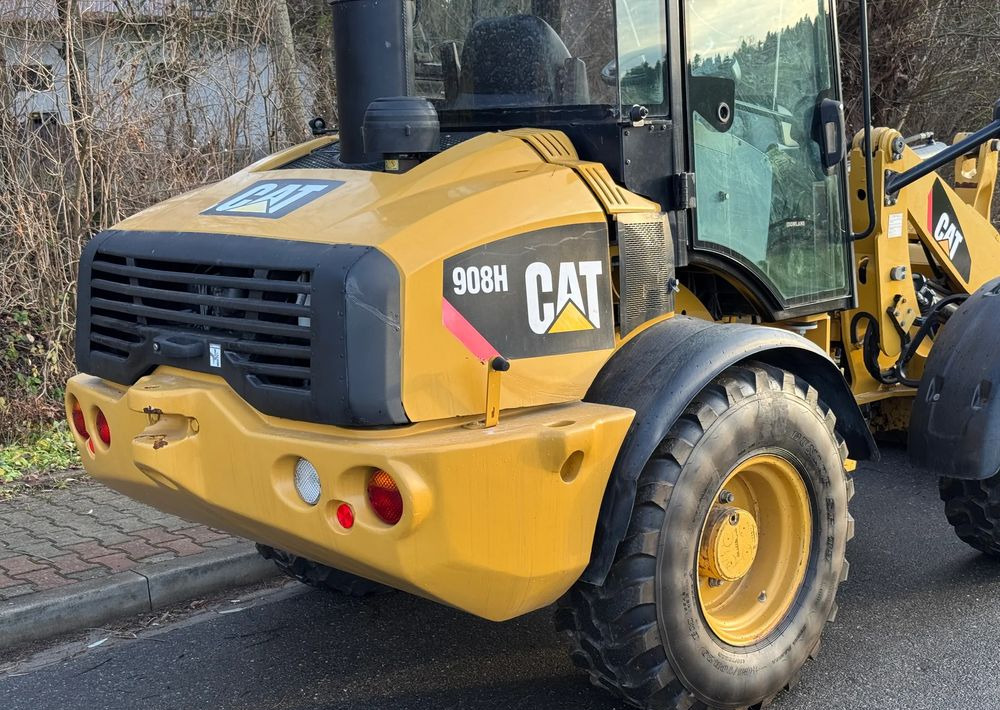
[927, 179, 972, 281]
[203, 179, 343, 219]
[442, 225, 614, 361]
[525, 261, 604, 335]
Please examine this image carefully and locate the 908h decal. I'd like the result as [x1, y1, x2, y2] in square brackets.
[442, 225, 615, 360]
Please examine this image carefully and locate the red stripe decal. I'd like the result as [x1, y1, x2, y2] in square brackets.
[927, 190, 934, 233]
[442, 298, 500, 362]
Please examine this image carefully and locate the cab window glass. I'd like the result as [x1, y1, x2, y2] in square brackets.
[685, 0, 849, 305]
[413, 0, 618, 110]
[614, 0, 669, 112]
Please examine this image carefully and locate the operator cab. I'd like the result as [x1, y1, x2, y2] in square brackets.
[330, 0, 852, 320]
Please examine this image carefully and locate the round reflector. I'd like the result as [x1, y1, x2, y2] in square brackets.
[368, 470, 403, 525]
[336, 503, 355, 529]
[294, 458, 322, 506]
[96, 409, 111, 446]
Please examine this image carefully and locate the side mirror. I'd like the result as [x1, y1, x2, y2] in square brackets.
[818, 98, 847, 173]
[600, 58, 618, 87]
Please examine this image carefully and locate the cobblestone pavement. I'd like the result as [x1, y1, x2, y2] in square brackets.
[0, 479, 243, 601]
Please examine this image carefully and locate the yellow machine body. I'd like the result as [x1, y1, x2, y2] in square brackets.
[113, 131, 658, 421]
[840, 128, 1000, 409]
[67, 130, 655, 620]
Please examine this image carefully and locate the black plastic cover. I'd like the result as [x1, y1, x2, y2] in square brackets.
[76, 230, 406, 427]
[818, 97, 847, 174]
[688, 75, 735, 133]
[910, 278, 1000, 479]
[362, 96, 441, 156]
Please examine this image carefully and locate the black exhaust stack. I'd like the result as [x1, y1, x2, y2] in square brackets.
[329, 0, 414, 164]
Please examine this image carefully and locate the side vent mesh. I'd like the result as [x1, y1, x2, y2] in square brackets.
[617, 214, 674, 338]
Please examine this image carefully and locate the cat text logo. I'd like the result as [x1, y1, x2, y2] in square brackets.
[202, 179, 343, 219]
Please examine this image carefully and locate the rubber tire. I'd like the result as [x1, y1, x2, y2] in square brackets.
[256, 544, 390, 597]
[556, 361, 854, 710]
[940, 475, 1000, 555]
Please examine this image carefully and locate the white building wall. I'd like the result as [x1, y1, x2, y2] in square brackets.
[4, 32, 316, 152]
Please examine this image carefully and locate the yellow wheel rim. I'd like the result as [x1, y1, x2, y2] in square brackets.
[696, 454, 812, 647]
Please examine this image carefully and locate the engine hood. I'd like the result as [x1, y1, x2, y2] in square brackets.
[107, 130, 659, 422]
[119, 132, 603, 267]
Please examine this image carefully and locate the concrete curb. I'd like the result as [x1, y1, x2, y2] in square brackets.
[0, 542, 278, 650]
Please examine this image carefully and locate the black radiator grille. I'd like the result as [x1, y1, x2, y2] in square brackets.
[87, 251, 313, 391]
[77, 230, 405, 427]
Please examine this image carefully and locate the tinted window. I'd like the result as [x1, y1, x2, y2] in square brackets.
[614, 0, 669, 113]
[413, 0, 617, 110]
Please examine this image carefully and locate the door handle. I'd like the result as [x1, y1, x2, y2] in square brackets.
[819, 98, 847, 174]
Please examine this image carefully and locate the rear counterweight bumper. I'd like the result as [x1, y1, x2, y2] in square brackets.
[66, 368, 633, 621]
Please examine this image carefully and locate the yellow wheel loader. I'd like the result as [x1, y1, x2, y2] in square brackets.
[66, 0, 1000, 707]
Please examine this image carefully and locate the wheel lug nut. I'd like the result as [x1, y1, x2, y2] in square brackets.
[719, 490, 735, 504]
[758, 591, 767, 603]
[708, 578, 723, 588]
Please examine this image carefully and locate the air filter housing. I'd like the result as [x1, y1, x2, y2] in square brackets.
[363, 96, 440, 168]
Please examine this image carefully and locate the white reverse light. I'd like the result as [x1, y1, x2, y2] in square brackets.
[294, 458, 322, 506]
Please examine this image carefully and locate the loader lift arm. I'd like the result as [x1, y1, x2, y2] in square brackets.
[886, 101, 1000, 197]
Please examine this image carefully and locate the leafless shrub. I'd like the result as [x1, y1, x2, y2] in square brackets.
[838, 0, 1000, 136]
[0, 0, 334, 442]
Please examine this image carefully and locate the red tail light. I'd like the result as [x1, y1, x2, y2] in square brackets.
[95, 409, 111, 446]
[336, 503, 355, 529]
[71, 400, 89, 439]
[367, 470, 403, 525]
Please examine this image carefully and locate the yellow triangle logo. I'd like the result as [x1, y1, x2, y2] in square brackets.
[229, 201, 270, 214]
[549, 302, 595, 333]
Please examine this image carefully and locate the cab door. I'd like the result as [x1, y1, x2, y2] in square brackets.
[682, 0, 852, 312]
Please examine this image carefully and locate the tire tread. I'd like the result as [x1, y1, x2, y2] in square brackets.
[939, 475, 1000, 555]
[556, 361, 851, 709]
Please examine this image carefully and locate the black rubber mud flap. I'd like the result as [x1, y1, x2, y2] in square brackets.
[580, 316, 875, 585]
[910, 277, 1000, 480]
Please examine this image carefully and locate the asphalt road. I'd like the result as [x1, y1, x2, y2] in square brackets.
[4, 446, 1000, 710]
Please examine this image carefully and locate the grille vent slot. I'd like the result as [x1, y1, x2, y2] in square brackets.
[88, 251, 313, 391]
[616, 214, 674, 338]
